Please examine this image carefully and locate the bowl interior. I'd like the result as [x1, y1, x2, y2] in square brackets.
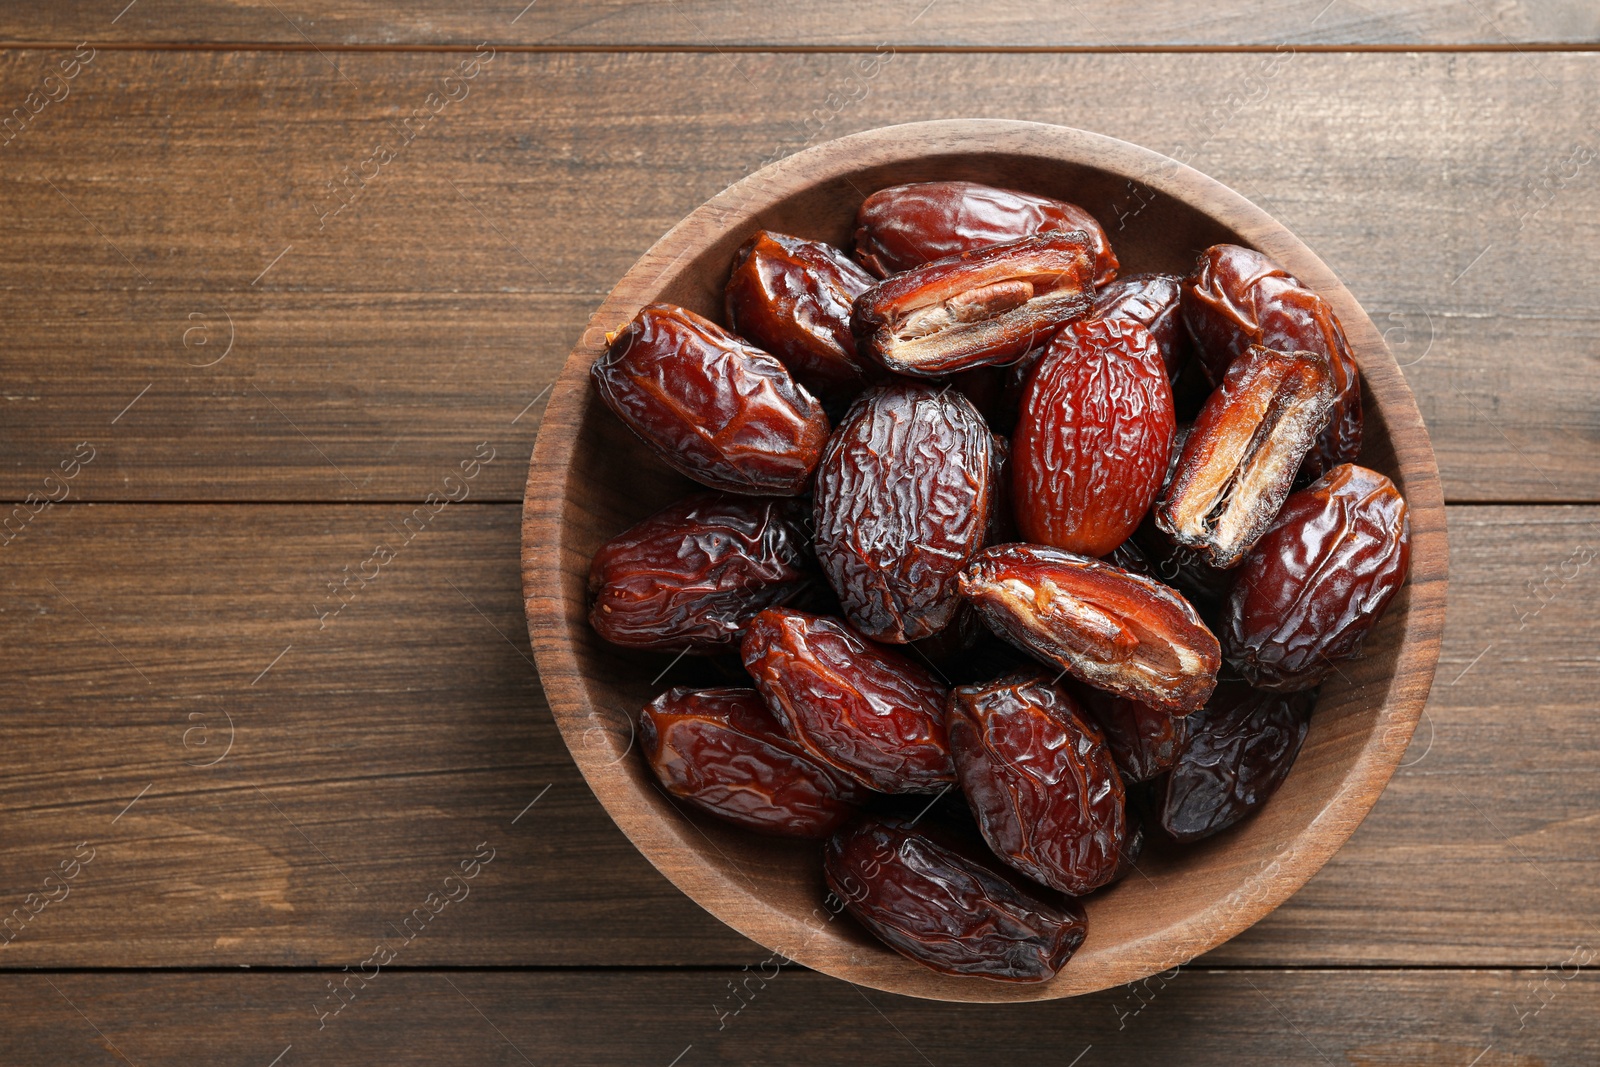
[523, 121, 1447, 1002]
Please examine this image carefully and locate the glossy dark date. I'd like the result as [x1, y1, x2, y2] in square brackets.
[1075, 685, 1190, 784]
[640, 687, 865, 837]
[824, 816, 1088, 981]
[1222, 463, 1411, 691]
[591, 303, 829, 495]
[1091, 272, 1190, 379]
[589, 492, 814, 652]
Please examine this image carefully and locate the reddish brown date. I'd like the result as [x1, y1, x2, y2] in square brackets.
[725, 230, 878, 397]
[1222, 463, 1411, 691]
[1090, 272, 1190, 379]
[1180, 244, 1362, 478]
[1013, 317, 1175, 557]
[824, 816, 1088, 981]
[591, 303, 829, 495]
[588, 493, 814, 652]
[959, 544, 1221, 713]
[640, 687, 866, 837]
[813, 383, 994, 643]
[948, 672, 1128, 895]
[851, 232, 1096, 377]
[741, 609, 955, 793]
[853, 180, 1118, 285]
[1156, 345, 1335, 569]
[1161, 683, 1313, 842]
[1075, 685, 1190, 783]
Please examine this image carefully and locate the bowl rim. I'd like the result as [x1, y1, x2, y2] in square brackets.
[521, 119, 1448, 1002]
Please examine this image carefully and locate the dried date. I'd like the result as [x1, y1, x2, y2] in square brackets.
[1161, 683, 1313, 842]
[1156, 345, 1335, 568]
[853, 180, 1118, 285]
[959, 544, 1220, 713]
[1221, 463, 1411, 691]
[725, 230, 879, 397]
[741, 608, 955, 793]
[851, 232, 1096, 377]
[824, 816, 1088, 981]
[1090, 272, 1190, 379]
[591, 303, 829, 495]
[1013, 317, 1176, 556]
[813, 383, 994, 643]
[589, 492, 814, 652]
[1075, 686, 1190, 784]
[947, 672, 1128, 895]
[640, 687, 866, 837]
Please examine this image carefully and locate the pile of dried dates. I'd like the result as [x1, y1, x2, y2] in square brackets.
[587, 180, 1411, 983]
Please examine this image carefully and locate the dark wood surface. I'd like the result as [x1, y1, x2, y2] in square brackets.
[1, 6, 1597, 1061]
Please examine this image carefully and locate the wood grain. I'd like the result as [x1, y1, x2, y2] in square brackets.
[0, 49, 1594, 501]
[4, 970, 1596, 1065]
[0, 502, 1590, 968]
[4, 0, 1597, 48]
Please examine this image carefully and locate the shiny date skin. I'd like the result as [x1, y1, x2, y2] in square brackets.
[1157, 345, 1335, 569]
[591, 303, 829, 495]
[853, 180, 1119, 286]
[1222, 463, 1411, 691]
[1091, 272, 1191, 379]
[725, 230, 879, 397]
[813, 383, 994, 643]
[824, 816, 1088, 981]
[851, 232, 1096, 378]
[741, 608, 955, 793]
[1180, 244, 1362, 479]
[640, 687, 866, 837]
[948, 672, 1128, 895]
[1075, 685, 1190, 783]
[1162, 683, 1313, 842]
[959, 544, 1221, 713]
[588, 492, 815, 652]
[1013, 317, 1176, 557]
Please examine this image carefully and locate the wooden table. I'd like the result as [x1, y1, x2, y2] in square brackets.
[2, 3, 1597, 1062]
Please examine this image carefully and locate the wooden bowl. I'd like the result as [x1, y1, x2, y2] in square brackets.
[521, 120, 1447, 1002]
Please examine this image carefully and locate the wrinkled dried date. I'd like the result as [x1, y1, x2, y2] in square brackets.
[824, 816, 1088, 981]
[813, 383, 994, 643]
[640, 687, 866, 837]
[853, 180, 1118, 285]
[1091, 272, 1190, 379]
[591, 303, 829, 495]
[1222, 463, 1411, 691]
[1075, 685, 1190, 783]
[1162, 683, 1313, 842]
[742, 608, 955, 793]
[589, 492, 815, 651]
[725, 230, 879, 397]
[851, 232, 1096, 377]
[1013, 317, 1176, 556]
[948, 672, 1128, 895]
[1156, 345, 1335, 568]
[959, 544, 1221, 713]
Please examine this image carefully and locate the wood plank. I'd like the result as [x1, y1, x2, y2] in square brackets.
[5, 1, 1598, 47]
[4, 970, 1597, 1065]
[0, 502, 1595, 968]
[0, 49, 1595, 501]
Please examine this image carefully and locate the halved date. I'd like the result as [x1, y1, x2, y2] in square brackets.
[1162, 683, 1313, 842]
[640, 687, 866, 837]
[741, 608, 954, 793]
[959, 544, 1220, 713]
[1221, 463, 1411, 691]
[591, 303, 829, 495]
[1156, 345, 1334, 568]
[1090, 272, 1190, 379]
[947, 672, 1128, 895]
[853, 180, 1118, 285]
[588, 492, 814, 652]
[851, 233, 1095, 377]
[725, 230, 878, 397]
[813, 383, 994, 643]
[1013, 317, 1175, 556]
[1075, 685, 1190, 783]
[824, 816, 1088, 981]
